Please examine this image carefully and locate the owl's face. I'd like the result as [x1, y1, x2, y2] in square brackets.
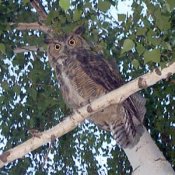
[46, 26, 90, 68]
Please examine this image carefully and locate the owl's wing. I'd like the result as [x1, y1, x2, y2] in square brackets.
[75, 48, 146, 123]
[76, 49, 124, 91]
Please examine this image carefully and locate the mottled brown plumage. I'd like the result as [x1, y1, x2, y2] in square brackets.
[46, 26, 146, 149]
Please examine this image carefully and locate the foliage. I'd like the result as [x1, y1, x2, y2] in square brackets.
[0, 0, 175, 174]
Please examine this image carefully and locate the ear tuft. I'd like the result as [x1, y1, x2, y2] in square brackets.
[44, 36, 53, 44]
[73, 25, 85, 35]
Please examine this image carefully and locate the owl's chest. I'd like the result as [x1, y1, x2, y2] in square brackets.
[55, 59, 87, 109]
[55, 57, 105, 109]
[61, 70, 86, 109]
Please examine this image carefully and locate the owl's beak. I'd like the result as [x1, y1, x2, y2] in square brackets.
[63, 45, 68, 52]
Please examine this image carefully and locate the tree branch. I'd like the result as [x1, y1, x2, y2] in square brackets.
[0, 62, 175, 169]
[30, 0, 48, 21]
[10, 22, 53, 34]
[14, 46, 45, 54]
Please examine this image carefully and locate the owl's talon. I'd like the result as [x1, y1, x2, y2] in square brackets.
[79, 101, 88, 107]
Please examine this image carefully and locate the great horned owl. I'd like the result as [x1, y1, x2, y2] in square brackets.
[45, 26, 146, 149]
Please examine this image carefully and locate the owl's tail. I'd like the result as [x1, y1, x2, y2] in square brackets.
[110, 93, 146, 149]
[110, 108, 144, 149]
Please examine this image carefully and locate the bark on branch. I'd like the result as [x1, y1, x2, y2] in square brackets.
[0, 62, 175, 170]
[10, 22, 53, 34]
[14, 46, 45, 54]
[30, 0, 48, 21]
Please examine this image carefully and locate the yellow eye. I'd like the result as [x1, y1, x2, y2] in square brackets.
[54, 44, 61, 50]
[68, 39, 76, 46]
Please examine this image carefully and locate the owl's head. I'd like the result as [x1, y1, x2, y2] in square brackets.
[45, 26, 90, 67]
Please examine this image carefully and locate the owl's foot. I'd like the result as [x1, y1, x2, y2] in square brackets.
[79, 100, 90, 107]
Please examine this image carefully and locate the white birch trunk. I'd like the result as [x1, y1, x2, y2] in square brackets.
[125, 127, 175, 175]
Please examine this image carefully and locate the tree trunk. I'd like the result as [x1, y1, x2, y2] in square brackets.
[124, 127, 175, 175]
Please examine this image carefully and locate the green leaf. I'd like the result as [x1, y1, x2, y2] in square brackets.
[132, 59, 140, 69]
[154, 9, 170, 30]
[136, 27, 147, 36]
[13, 53, 25, 66]
[23, 0, 30, 4]
[0, 96, 4, 104]
[136, 43, 145, 55]
[157, 15, 170, 30]
[28, 88, 37, 100]
[59, 0, 70, 11]
[1, 81, 8, 90]
[118, 14, 126, 21]
[166, 0, 175, 11]
[0, 43, 5, 54]
[85, 2, 92, 8]
[73, 9, 82, 21]
[121, 39, 135, 54]
[161, 42, 172, 51]
[13, 85, 21, 95]
[144, 49, 161, 64]
[97, 0, 111, 12]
